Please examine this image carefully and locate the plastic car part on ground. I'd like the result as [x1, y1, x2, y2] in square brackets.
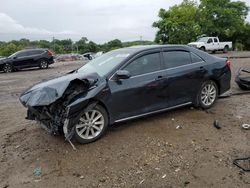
[233, 157, 250, 172]
[241, 124, 250, 130]
[235, 68, 250, 90]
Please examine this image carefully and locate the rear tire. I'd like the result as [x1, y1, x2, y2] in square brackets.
[200, 46, 206, 52]
[39, 60, 48, 69]
[223, 46, 229, 53]
[197, 80, 218, 109]
[74, 105, 108, 144]
[3, 63, 13, 73]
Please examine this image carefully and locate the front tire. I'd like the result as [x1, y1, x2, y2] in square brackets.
[74, 105, 108, 144]
[3, 63, 13, 73]
[197, 80, 218, 109]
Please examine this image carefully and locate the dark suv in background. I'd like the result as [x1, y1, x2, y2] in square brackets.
[0, 49, 54, 73]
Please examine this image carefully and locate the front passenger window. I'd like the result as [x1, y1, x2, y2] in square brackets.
[123, 53, 161, 76]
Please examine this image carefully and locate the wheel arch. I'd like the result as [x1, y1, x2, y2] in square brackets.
[87, 99, 111, 124]
[209, 78, 220, 94]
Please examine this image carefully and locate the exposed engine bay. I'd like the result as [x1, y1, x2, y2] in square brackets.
[19, 72, 99, 141]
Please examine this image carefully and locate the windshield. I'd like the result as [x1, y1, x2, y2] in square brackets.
[78, 50, 131, 77]
[9, 51, 19, 58]
[197, 37, 209, 42]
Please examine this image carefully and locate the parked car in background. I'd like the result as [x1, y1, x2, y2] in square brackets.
[94, 51, 104, 58]
[56, 54, 83, 62]
[56, 54, 77, 62]
[0, 49, 54, 73]
[83, 52, 94, 60]
[20, 45, 231, 144]
[188, 37, 232, 53]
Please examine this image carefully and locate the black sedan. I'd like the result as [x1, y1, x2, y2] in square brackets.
[0, 49, 54, 73]
[20, 45, 231, 144]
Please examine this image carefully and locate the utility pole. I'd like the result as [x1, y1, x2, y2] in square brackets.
[53, 36, 55, 52]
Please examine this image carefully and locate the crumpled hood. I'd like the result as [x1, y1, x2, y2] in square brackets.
[188, 42, 204, 46]
[20, 71, 100, 107]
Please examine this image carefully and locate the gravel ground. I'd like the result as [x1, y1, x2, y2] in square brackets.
[0, 55, 250, 188]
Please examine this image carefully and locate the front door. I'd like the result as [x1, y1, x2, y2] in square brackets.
[108, 52, 167, 121]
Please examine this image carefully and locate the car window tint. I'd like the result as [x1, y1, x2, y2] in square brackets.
[17, 51, 28, 57]
[163, 51, 191, 68]
[190, 53, 203, 63]
[123, 53, 161, 76]
[214, 38, 218, 42]
[28, 50, 44, 56]
[208, 38, 213, 43]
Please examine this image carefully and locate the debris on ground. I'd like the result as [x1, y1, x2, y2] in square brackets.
[175, 168, 181, 172]
[235, 68, 250, 90]
[34, 166, 42, 177]
[233, 157, 250, 172]
[162, 174, 166, 179]
[139, 179, 145, 184]
[176, 125, 183, 129]
[241, 124, 250, 130]
[213, 120, 221, 129]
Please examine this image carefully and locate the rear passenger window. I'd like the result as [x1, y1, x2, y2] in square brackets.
[163, 51, 191, 69]
[124, 53, 161, 76]
[28, 50, 43, 56]
[190, 53, 203, 63]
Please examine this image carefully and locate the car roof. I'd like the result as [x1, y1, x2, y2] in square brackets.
[121, 44, 189, 52]
[116, 44, 223, 63]
[19, 48, 47, 52]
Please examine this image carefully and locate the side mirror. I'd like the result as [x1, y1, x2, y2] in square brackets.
[13, 56, 17, 59]
[116, 70, 131, 80]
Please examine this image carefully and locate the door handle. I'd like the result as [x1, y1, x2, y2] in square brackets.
[155, 75, 164, 81]
[199, 66, 206, 73]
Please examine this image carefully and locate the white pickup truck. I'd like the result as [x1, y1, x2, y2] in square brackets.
[188, 37, 232, 53]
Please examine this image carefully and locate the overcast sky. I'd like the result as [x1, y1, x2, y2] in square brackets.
[0, 0, 250, 43]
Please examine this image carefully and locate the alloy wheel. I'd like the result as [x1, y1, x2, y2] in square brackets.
[201, 83, 216, 106]
[40, 61, 48, 69]
[75, 110, 105, 140]
[3, 64, 12, 73]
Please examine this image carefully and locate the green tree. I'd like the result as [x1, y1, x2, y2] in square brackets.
[1, 43, 18, 56]
[153, 0, 201, 44]
[198, 0, 249, 42]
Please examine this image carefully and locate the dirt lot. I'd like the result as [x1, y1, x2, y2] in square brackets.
[0, 56, 250, 188]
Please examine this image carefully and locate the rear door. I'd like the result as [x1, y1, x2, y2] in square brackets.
[108, 50, 167, 121]
[213, 38, 220, 50]
[162, 49, 207, 107]
[26, 50, 44, 67]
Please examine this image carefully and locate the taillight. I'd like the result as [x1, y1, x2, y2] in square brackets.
[226, 59, 231, 70]
[47, 50, 53, 56]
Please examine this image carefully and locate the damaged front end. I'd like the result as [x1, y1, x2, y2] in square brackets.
[19, 72, 99, 140]
[235, 68, 250, 90]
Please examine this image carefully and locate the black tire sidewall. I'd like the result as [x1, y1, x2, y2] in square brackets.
[74, 104, 109, 144]
[198, 80, 218, 109]
[200, 47, 206, 51]
[40, 60, 48, 69]
[3, 63, 12, 73]
[223, 46, 228, 53]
